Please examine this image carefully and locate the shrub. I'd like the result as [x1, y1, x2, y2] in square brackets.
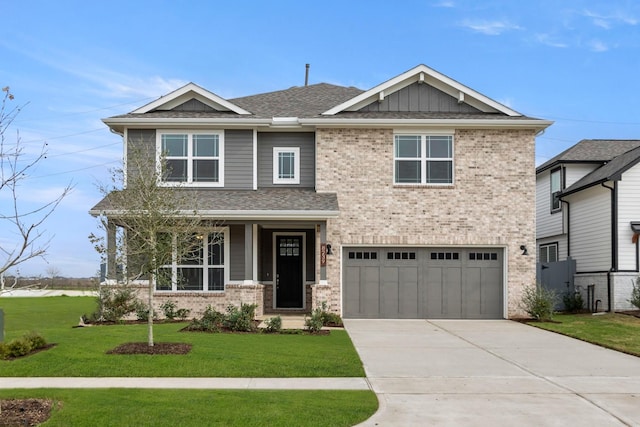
[520, 285, 557, 321]
[160, 300, 178, 319]
[92, 286, 139, 322]
[7, 337, 33, 358]
[263, 316, 282, 333]
[175, 308, 191, 321]
[134, 301, 157, 321]
[562, 291, 584, 313]
[316, 301, 343, 326]
[304, 308, 324, 333]
[25, 331, 47, 349]
[629, 277, 640, 310]
[0, 343, 8, 359]
[224, 304, 257, 332]
[186, 305, 224, 332]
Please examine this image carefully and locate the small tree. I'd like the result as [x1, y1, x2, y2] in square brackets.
[0, 87, 71, 284]
[520, 284, 557, 321]
[629, 276, 640, 310]
[90, 146, 212, 346]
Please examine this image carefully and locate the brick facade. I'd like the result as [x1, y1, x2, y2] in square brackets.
[316, 127, 537, 318]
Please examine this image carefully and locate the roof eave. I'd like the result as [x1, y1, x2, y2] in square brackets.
[300, 118, 553, 130]
[102, 117, 274, 133]
[89, 209, 340, 220]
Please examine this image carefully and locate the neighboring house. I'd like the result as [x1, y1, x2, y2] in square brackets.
[91, 64, 551, 319]
[536, 139, 640, 311]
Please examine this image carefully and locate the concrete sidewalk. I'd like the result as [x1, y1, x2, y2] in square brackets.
[345, 319, 640, 426]
[0, 377, 369, 390]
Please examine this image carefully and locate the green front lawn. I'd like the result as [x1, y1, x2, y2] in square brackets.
[0, 389, 378, 427]
[0, 297, 364, 377]
[531, 312, 640, 356]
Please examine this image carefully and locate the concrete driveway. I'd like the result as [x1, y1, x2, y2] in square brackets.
[344, 319, 640, 426]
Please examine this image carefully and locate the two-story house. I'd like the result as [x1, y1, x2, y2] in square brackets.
[91, 64, 551, 319]
[536, 139, 640, 311]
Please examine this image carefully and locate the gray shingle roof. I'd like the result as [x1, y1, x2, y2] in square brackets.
[537, 139, 640, 173]
[562, 145, 640, 196]
[229, 83, 364, 118]
[90, 188, 339, 219]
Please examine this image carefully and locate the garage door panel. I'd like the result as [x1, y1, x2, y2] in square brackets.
[343, 247, 503, 319]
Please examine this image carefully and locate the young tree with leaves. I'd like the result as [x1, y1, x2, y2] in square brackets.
[90, 145, 215, 347]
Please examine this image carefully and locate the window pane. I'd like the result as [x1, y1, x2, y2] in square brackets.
[395, 135, 420, 158]
[156, 268, 172, 290]
[162, 134, 187, 156]
[208, 268, 224, 291]
[193, 135, 218, 157]
[178, 234, 203, 265]
[177, 268, 203, 291]
[427, 160, 452, 183]
[208, 233, 224, 266]
[428, 136, 452, 158]
[164, 159, 187, 181]
[550, 170, 561, 192]
[278, 152, 295, 179]
[396, 160, 421, 183]
[193, 159, 219, 182]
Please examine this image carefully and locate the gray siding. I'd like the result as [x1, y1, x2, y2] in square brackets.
[225, 130, 253, 189]
[257, 132, 315, 188]
[229, 225, 245, 281]
[126, 129, 156, 181]
[172, 99, 216, 112]
[359, 82, 481, 113]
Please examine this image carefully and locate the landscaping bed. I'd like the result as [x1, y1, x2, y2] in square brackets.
[0, 398, 54, 426]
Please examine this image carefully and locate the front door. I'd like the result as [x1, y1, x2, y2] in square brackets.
[275, 235, 304, 308]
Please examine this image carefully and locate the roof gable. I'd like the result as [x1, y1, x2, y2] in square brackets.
[322, 64, 521, 116]
[537, 139, 640, 174]
[132, 82, 251, 115]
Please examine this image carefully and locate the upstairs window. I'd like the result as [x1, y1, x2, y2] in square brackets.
[550, 167, 563, 212]
[394, 134, 453, 185]
[539, 243, 558, 263]
[158, 132, 224, 186]
[273, 147, 300, 184]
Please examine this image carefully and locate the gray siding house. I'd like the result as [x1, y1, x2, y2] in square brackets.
[536, 139, 640, 311]
[91, 64, 551, 319]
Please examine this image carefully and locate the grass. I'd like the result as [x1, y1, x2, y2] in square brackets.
[530, 312, 640, 356]
[0, 297, 365, 377]
[0, 389, 378, 427]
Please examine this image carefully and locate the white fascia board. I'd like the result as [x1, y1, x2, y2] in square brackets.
[322, 64, 522, 117]
[90, 209, 340, 220]
[102, 117, 272, 132]
[300, 118, 554, 130]
[131, 83, 251, 115]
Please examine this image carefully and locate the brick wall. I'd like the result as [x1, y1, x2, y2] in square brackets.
[316, 127, 537, 318]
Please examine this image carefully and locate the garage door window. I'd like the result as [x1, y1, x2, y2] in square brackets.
[430, 252, 459, 260]
[469, 252, 498, 261]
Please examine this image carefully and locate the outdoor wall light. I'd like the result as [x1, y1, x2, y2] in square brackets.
[326, 244, 333, 255]
[520, 245, 528, 256]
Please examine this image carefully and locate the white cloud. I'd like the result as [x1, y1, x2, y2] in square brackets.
[582, 9, 638, 28]
[589, 40, 609, 52]
[459, 19, 522, 35]
[534, 33, 569, 48]
[433, 0, 455, 7]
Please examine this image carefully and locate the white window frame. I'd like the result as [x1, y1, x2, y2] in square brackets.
[539, 243, 558, 263]
[156, 130, 224, 187]
[550, 167, 563, 213]
[393, 133, 454, 185]
[157, 227, 229, 292]
[273, 147, 300, 185]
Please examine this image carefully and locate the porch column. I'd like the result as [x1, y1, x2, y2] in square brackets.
[320, 221, 327, 282]
[106, 219, 117, 282]
[244, 223, 253, 282]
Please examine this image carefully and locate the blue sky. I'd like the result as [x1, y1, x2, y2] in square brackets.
[2, 0, 640, 277]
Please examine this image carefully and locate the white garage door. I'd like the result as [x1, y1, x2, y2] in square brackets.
[343, 247, 504, 319]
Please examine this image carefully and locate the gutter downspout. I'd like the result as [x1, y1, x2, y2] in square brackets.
[602, 182, 617, 312]
[561, 199, 570, 257]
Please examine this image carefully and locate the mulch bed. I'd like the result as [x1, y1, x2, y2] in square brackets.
[106, 342, 192, 355]
[0, 399, 55, 426]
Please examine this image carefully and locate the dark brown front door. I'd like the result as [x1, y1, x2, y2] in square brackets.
[276, 236, 303, 308]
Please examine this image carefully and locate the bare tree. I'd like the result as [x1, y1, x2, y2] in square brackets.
[0, 87, 72, 284]
[90, 146, 213, 347]
[46, 265, 61, 288]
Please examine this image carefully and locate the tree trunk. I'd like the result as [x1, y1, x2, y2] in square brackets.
[148, 271, 154, 347]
